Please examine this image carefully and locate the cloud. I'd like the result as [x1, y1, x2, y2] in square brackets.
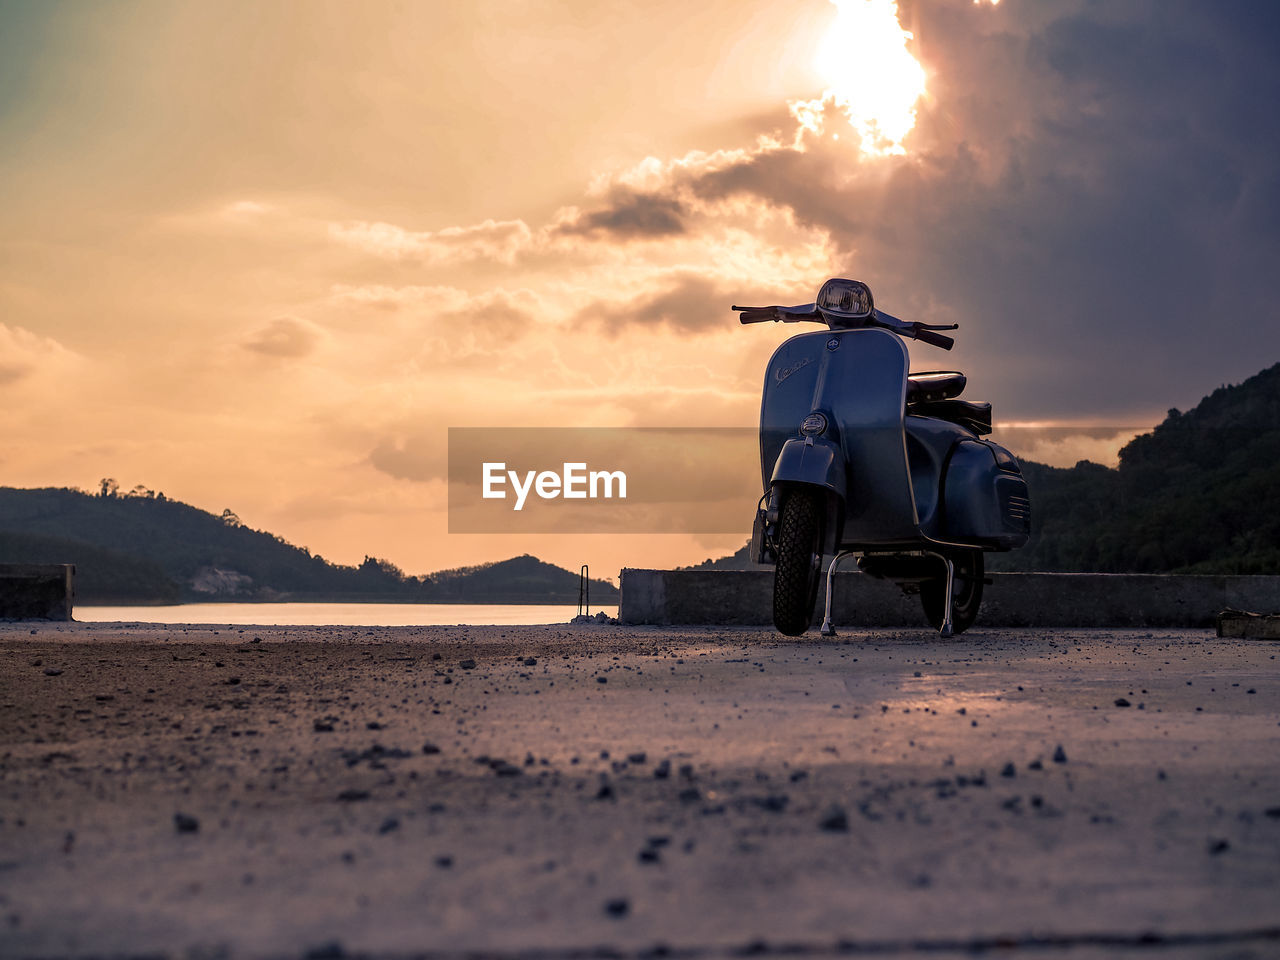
[553, 190, 687, 239]
[581, 272, 733, 334]
[367, 433, 447, 484]
[221, 199, 271, 218]
[515, 2, 1280, 419]
[241, 316, 323, 358]
[329, 218, 533, 264]
[329, 284, 472, 312]
[0, 323, 78, 385]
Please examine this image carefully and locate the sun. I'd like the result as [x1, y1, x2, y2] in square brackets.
[812, 0, 927, 155]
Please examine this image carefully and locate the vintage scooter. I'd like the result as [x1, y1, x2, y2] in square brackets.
[735, 278, 1030, 636]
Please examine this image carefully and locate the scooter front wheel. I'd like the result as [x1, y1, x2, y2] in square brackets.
[921, 550, 984, 634]
[773, 490, 824, 636]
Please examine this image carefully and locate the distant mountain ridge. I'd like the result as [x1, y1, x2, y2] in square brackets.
[689, 361, 1280, 575]
[0, 486, 617, 604]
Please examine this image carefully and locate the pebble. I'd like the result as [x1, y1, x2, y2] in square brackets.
[1000, 763, 1016, 778]
[818, 805, 849, 832]
[303, 942, 347, 960]
[604, 898, 630, 918]
[1114, 698, 1131, 707]
[1053, 745, 1068, 763]
[460, 659, 476, 670]
[174, 813, 200, 834]
[337, 790, 370, 802]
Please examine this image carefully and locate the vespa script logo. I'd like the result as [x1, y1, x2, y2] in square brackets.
[774, 357, 812, 385]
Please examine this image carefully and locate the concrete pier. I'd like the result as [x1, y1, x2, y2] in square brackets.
[0, 563, 75, 620]
[619, 568, 1280, 628]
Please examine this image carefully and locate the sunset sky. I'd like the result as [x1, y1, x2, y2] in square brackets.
[2, 0, 1278, 582]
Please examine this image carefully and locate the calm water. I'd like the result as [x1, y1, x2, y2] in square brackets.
[76, 602, 619, 627]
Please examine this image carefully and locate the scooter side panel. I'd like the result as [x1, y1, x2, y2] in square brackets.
[904, 416, 974, 538]
[943, 440, 1032, 548]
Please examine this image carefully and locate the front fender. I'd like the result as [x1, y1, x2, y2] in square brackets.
[770, 437, 846, 496]
[769, 438, 846, 554]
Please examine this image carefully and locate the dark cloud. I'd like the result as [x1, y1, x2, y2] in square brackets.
[367, 433, 446, 484]
[583, 273, 731, 335]
[632, 1, 1280, 420]
[555, 190, 686, 239]
[0, 361, 33, 385]
[241, 317, 321, 358]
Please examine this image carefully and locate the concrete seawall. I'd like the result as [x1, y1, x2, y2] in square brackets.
[0, 564, 75, 621]
[618, 569, 1280, 628]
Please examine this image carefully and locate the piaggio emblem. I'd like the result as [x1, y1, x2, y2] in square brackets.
[826, 338, 840, 351]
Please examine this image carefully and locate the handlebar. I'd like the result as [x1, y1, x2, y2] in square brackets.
[912, 328, 955, 350]
[734, 303, 957, 350]
[733, 304, 821, 324]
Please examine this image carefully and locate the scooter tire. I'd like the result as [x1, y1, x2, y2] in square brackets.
[773, 490, 824, 636]
[921, 550, 984, 634]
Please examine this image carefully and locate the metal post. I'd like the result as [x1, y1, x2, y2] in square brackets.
[578, 564, 589, 618]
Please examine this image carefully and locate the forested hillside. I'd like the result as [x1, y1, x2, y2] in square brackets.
[0, 485, 617, 603]
[991, 362, 1280, 574]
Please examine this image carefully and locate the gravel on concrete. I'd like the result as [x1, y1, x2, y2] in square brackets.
[1, 622, 1279, 959]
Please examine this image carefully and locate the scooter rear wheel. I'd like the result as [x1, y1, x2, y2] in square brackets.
[921, 550, 984, 634]
[773, 490, 824, 636]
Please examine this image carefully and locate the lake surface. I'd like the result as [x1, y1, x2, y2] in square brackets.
[76, 602, 619, 627]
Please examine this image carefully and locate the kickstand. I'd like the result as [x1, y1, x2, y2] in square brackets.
[819, 550, 855, 636]
[923, 551, 955, 637]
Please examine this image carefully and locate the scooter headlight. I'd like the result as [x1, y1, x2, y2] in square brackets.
[816, 278, 874, 322]
[800, 412, 828, 437]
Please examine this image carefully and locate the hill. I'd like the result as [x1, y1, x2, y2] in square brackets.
[991, 362, 1280, 574]
[0, 485, 618, 604]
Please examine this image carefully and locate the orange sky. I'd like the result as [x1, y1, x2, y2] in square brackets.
[8, 0, 1233, 583]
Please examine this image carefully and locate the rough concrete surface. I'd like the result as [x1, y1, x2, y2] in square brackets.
[1, 622, 1279, 959]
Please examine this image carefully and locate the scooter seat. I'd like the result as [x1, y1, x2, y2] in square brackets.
[910, 399, 993, 436]
[906, 370, 966, 403]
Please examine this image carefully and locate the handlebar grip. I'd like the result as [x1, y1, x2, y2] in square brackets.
[914, 328, 955, 350]
[735, 308, 777, 324]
